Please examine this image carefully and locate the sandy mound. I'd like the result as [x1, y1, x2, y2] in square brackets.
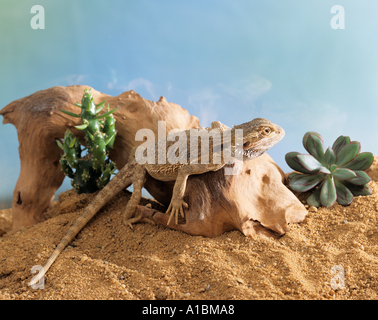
[1, 160, 378, 300]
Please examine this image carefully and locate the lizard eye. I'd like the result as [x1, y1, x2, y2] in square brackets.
[262, 127, 272, 135]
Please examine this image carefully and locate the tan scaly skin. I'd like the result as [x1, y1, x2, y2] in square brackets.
[29, 118, 284, 287]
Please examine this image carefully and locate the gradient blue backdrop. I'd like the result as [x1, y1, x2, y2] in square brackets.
[1, 0, 377, 207]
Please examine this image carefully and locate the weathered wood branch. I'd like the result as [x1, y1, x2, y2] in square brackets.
[0, 85, 199, 229]
[140, 153, 307, 239]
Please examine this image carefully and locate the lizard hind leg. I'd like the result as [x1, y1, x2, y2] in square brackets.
[123, 166, 148, 229]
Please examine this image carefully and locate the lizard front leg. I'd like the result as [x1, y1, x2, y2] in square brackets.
[166, 162, 225, 225]
[166, 168, 191, 225]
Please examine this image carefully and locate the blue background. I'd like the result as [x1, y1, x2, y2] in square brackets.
[1, 0, 377, 207]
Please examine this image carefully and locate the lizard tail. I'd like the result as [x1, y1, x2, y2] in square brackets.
[28, 161, 136, 287]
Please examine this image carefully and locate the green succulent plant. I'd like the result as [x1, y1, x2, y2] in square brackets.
[56, 88, 118, 194]
[285, 132, 373, 207]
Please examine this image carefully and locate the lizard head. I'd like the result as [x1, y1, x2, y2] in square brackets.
[232, 118, 285, 160]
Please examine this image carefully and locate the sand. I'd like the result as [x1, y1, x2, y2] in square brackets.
[1, 160, 378, 300]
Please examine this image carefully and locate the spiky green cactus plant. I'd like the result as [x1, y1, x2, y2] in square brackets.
[56, 88, 117, 194]
[285, 132, 373, 207]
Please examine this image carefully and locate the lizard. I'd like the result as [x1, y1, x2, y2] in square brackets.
[28, 117, 284, 287]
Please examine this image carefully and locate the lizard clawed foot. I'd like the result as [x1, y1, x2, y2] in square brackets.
[141, 217, 156, 225]
[166, 199, 188, 225]
[124, 220, 135, 230]
[124, 212, 156, 229]
[124, 212, 143, 230]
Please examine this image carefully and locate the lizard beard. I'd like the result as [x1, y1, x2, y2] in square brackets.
[242, 148, 266, 160]
[230, 145, 266, 161]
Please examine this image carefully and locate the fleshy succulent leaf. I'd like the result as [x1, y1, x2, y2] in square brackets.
[350, 141, 361, 154]
[307, 183, 322, 207]
[288, 172, 302, 180]
[75, 123, 89, 130]
[347, 170, 371, 186]
[95, 100, 106, 114]
[68, 138, 77, 149]
[87, 131, 94, 141]
[285, 152, 313, 174]
[303, 132, 323, 153]
[289, 173, 324, 192]
[343, 182, 372, 197]
[334, 179, 354, 205]
[323, 147, 336, 166]
[96, 108, 117, 119]
[342, 152, 374, 171]
[320, 176, 337, 207]
[332, 135, 351, 155]
[104, 131, 117, 146]
[318, 166, 331, 174]
[335, 143, 360, 167]
[56, 140, 64, 150]
[59, 109, 81, 118]
[305, 134, 325, 163]
[332, 168, 357, 180]
[285, 152, 312, 173]
[297, 154, 323, 172]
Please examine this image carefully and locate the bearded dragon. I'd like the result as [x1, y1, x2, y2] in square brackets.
[29, 118, 284, 287]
